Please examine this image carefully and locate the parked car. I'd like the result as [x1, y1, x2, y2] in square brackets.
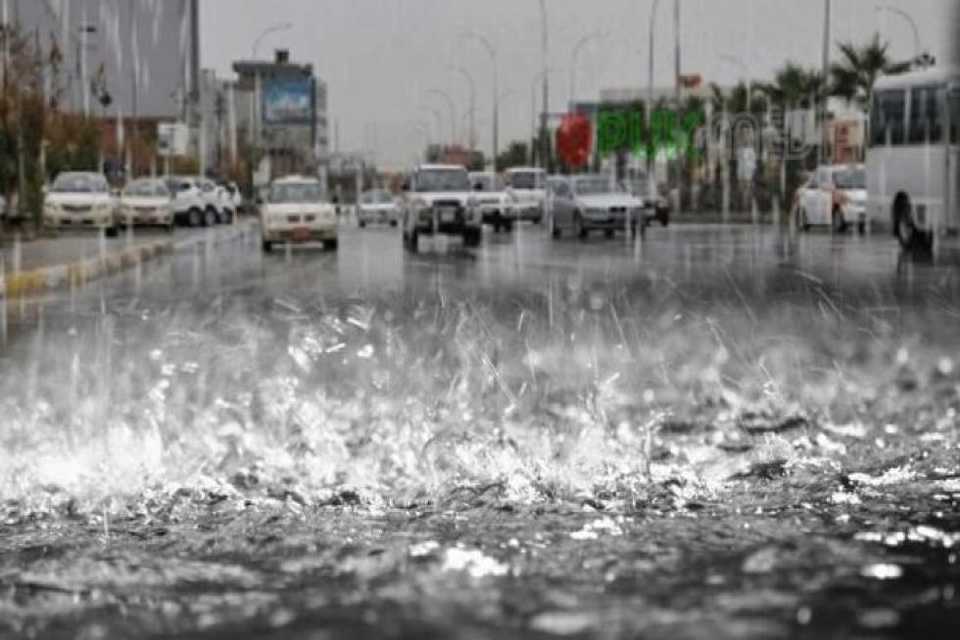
[43, 172, 119, 236]
[167, 176, 219, 227]
[226, 182, 244, 213]
[625, 175, 671, 226]
[504, 167, 547, 224]
[794, 164, 867, 234]
[401, 164, 482, 252]
[260, 175, 338, 252]
[118, 178, 174, 231]
[548, 174, 645, 239]
[469, 171, 515, 232]
[357, 189, 401, 227]
[201, 178, 234, 224]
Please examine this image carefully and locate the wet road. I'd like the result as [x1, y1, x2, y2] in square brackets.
[1, 220, 959, 639]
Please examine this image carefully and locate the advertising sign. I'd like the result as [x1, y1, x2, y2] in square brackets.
[262, 79, 314, 125]
[157, 122, 189, 157]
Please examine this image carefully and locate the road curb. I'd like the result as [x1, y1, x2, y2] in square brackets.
[0, 220, 255, 301]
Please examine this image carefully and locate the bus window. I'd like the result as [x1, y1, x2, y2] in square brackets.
[951, 89, 960, 144]
[909, 85, 944, 144]
[871, 89, 906, 146]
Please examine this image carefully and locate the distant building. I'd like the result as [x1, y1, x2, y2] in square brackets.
[232, 50, 329, 183]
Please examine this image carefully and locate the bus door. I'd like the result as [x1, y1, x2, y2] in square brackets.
[948, 86, 960, 230]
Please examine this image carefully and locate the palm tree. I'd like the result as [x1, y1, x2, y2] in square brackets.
[829, 34, 911, 110]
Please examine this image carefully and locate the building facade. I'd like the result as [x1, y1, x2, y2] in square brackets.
[232, 50, 328, 183]
[10, 0, 199, 120]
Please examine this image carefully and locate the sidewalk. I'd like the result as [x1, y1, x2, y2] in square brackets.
[0, 221, 255, 300]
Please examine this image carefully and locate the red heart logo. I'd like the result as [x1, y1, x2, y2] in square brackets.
[556, 113, 593, 170]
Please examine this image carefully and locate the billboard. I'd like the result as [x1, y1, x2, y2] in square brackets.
[262, 79, 314, 125]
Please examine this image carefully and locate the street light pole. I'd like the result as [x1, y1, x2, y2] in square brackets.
[427, 89, 458, 147]
[449, 66, 476, 151]
[819, 0, 830, 167]
[876, 4, 922, 62]
[648, 0, 662, 191]
[570, 32, 607, 108]
[419, 105, 444, 152]
[539, 0, 550, 171]
[463, 31, 499, 174]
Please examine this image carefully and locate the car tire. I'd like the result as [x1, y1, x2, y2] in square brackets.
[188, 208, 203, 228]
[325, 239, 339, 251]
[574, 213, 587, 240]
[262, 239, 273, 253]
[407, 229, 419, 253]
[464, 227, 482, 248]
[390, 220, 398, 228]
[105, 225, 119, 238]
[502, 220, 514, 232]
[204, 208, 218, 227]
[832, 208, 848, 234]
[797, 208, 810, 232]
[605, 229, 615, 238]
[658, 211, 670, 227]
[857, 221, 866, 235]
[359, 220, 366, 229]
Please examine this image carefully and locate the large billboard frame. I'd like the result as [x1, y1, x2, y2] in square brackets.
[262, 77, 316, 126]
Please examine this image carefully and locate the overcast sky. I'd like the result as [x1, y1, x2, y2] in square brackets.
[201, 0, 953, 168]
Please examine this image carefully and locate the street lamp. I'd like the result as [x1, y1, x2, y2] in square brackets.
[648, 0, 663, 190]
[427, 89, 458, 146]
[449, 66, 477, 151]
[875, 4, 923, 62]
[570, 32, 608, 107]
[538, 0, 550, 171]
[463, 30, 499, 174]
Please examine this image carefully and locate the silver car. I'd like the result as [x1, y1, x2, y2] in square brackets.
[548, 174, 645, 239]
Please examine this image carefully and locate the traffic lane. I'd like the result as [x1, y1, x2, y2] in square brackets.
[11, 222, 960, 319]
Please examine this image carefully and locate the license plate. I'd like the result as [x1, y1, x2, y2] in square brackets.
[292, 227, 311, 241]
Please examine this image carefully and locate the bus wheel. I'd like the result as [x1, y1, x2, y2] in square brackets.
[894, 195, 918, 249]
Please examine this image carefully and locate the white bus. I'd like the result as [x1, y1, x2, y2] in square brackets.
[867, 66, 960, 248]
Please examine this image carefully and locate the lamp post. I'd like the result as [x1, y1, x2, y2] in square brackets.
[449, 66, 476, 151]
[570, 31, 607, 107]
[648, 0, 662, 192]
[875, 4, 923, 62]
[464, 31, 499, 174]
[427, 89, 458, 146]
[538, 0, 550, 171]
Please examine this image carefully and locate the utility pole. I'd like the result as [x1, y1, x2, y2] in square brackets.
[539, 0, 549, 171]
[819, 0, 830, 167]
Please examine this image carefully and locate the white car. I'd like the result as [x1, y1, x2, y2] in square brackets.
[201, 178, 234, 224]
[167, 176, 220, 227]
[504, 167, 547, 224]
[118, 178, 174, 230]
[469, 172, 515, 232]
[401, 164, 482, 252]
[43, 172, 118, 236]
[260, 175, 338, 252]
[794, 164, 867, 234]
[357, 189, 401, 227]
[548, 174, 645, 239]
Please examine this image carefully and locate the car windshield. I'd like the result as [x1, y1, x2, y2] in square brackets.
[834, 169, 866, 190]
[508, 172, 544, 190]
[124, 180, 169, 197]
[269, 182, 325, 203]
[415, 170, 470, 192]
[361, 190, 393, 204]
[574, 177, 615, 195]
[51, 174, 108, 194]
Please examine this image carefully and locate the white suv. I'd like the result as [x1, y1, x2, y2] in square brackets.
[167, 176, 219, 227]
[504, 167, 547, 223]
[401, 164, 482, 252]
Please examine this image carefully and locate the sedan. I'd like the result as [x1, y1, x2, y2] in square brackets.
[549, 174, 645, 239]
[43, 172, 119, 236]
[794, 164, 867, 234]
[117, 178, 174, 231]
[357, 189, 401, 227]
